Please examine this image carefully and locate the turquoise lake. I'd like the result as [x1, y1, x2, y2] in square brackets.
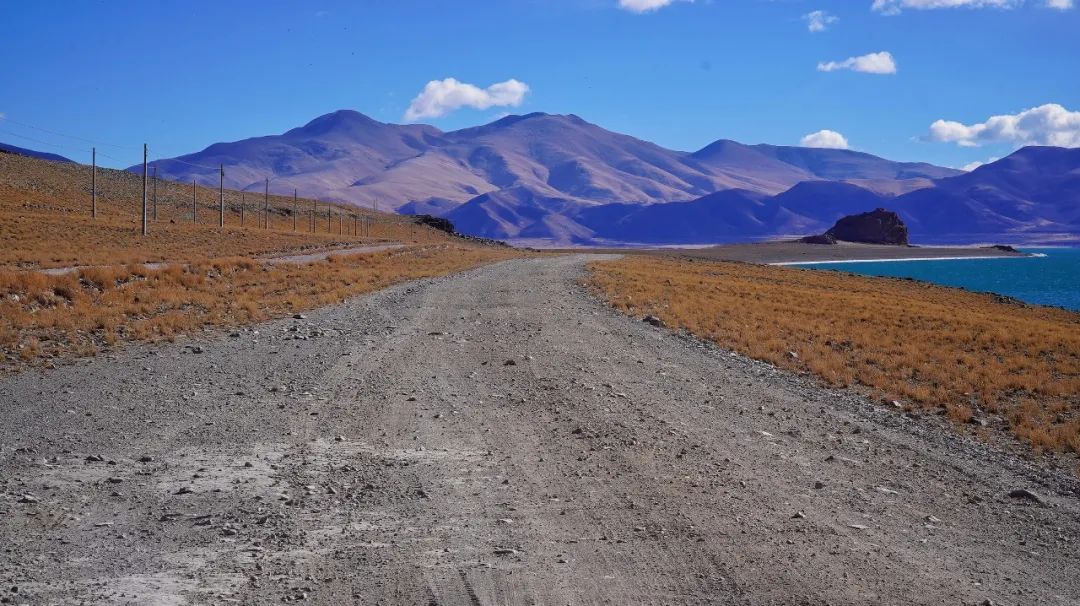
[799, 248, 1080, 311]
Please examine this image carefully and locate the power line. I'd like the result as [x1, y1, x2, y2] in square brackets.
[0, 116, 134, 151]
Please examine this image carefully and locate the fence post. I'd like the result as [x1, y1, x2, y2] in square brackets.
[264, 178, 269, 229]
[293, 189, 297, 231]
[219, 165, 224, 227]
[91, 147, 97, 219]
[141, 144, 148, 236]
[192, 179, 196, 224]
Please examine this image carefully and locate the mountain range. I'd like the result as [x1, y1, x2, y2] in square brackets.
[124, 110, 1077, 245]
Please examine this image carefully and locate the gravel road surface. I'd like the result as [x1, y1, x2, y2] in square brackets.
[1, 255, 1077, 605]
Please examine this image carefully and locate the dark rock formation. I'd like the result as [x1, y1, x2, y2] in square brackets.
[819, 208, 909, 245]
[799, 233, 837, 245]
[411, 214, 455, 234]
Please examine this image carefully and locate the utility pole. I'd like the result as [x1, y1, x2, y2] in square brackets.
[218, 165, 224, 228]
[141, 144, 148, 236]
[192, 179, 196, 224]
[152, 165, 158, 220]
[353, 214, 357, 237]
[264, 178, 269, 229]
[91, 147, 97, 219]
[293, 189, 297, 231]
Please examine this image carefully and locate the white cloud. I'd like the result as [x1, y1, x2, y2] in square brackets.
[617, 0, 688, 13]
[403, 78, 530, 121]
[961, 157, 999, 171]
[803, 10, 838, 32]
[817, 51, 897, 74]
[927, 103, 1080, 148]
[800, 130, 850, 149]
[1045, 0, 1073, 8]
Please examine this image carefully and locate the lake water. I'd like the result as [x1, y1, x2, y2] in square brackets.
[799, 248, 1080, 311]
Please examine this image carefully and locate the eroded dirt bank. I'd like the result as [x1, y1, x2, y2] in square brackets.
[1, 255, 1076, 605]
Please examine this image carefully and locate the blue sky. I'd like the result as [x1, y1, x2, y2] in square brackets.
[1, 0, 1077, 170]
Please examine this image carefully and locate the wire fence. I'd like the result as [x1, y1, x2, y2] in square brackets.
[0, 116, 433, 243]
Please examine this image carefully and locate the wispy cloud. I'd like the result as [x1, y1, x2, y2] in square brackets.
[803, 10, 838, 32]
[617, 0, 689, 13]
[927, 103, 1080, 147]
[800, 130, 850, 149]
[403, 78, 530, 121]
[817, 51, 897, 74]
[872, 0, 1019, 15]
[871, 0, 1070, 14]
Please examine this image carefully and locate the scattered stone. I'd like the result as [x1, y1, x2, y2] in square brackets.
[189, 345, 204, 354]
[1007, 488, 1045, 505]
[17, 494, 38, 504]
[814, 481, 825, 489]
[792, 511, 806, 519]
[138, 455, 154, 463]
[175, 486, 194, 495]
[925, 515, 942, 524]
[503, 359, 517, 366]
[848, 524, 868, 530]
[85, 454, 105, 462]
[335, 435, 345, 442]
[493, 548, 518, 556]
[106, 477, 123, 484]
[293, 314, 307, 319]
[642, 315, 664, 327]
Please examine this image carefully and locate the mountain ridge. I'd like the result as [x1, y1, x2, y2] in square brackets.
[136, 109, 977, 242]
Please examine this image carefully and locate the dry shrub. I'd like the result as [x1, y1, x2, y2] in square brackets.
[588, 256, 1080, 454]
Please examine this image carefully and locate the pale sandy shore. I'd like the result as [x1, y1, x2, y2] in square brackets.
[655, 240, 1030, 265]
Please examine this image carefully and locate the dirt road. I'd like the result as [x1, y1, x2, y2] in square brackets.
[1, 255, 1077, 605]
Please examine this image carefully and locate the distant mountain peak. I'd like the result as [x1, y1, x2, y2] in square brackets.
[292, 109, 383, 135]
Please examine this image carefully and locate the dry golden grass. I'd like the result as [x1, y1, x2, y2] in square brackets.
[0, 153, 449, 268]
[0, 245, 518, 371]
[588, 255, 1080, 454]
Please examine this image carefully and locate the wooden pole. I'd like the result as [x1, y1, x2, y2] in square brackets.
[293, 189, 297, 231]
[218, 165, 224, 228]
[91, 147, 97, 219]
[141, 144, 148, 236]
[192, 179, 196, 224]
[264, 178, 269, 229]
